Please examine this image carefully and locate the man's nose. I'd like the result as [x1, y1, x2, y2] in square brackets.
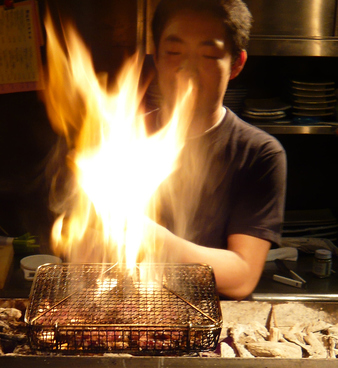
[177, 55, 199, 79]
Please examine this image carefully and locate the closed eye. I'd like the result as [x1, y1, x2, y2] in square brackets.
[203, 55, 219, 59]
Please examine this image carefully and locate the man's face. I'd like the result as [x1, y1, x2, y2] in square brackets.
[155, 10, 234, 118]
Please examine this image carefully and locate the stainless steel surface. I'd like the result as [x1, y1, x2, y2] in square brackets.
[2, 356, 338, 368]
[255, 123, 338, 135]
[248, 36, 338, 57]
[243, 0, 338, 56]
[252, 293, 338, 302]
[244, 0, 336, 37]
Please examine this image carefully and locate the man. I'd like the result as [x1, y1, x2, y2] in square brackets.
[147, 0, 287, 300]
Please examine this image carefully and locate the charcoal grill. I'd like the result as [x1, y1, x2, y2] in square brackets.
[24, 263, 222, 355]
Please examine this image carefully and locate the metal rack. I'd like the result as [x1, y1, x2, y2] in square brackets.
[25, 263, 222, 355]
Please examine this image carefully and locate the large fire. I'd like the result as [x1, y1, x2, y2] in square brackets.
[42, 11, 196, 271]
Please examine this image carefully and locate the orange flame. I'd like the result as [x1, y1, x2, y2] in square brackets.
[43, 11, 196, 271]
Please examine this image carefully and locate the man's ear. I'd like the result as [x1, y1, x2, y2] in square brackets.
[230, 50, 247, 80]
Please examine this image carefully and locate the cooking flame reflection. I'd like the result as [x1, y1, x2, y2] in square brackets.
[42, 10, 196, 274]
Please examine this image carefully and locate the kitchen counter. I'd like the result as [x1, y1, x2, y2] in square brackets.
[252, 252, 338, 301]
[2, 299, 338, 367]
[2, 298, 338, 367]
[1, 251, 338, 301]
[2, 273, 338, 366]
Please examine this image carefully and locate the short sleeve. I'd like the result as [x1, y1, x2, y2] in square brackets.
[227, 139, 287, 246]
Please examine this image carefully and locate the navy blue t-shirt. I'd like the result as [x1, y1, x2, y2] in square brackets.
[152, 108, 287, 249]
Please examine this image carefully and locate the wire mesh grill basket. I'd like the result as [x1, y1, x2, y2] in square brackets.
[25, 263, 222, 355]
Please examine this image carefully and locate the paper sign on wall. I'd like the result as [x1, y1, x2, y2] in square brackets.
[0, 0, 44, 94]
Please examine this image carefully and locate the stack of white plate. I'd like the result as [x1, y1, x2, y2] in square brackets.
[223, 88, 248, 114]
[241, 97, 291, 123]
[290, 79, 337, 119]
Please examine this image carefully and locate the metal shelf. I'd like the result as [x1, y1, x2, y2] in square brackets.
[255, 123, 338, 135]
[248, 36, 338, 57]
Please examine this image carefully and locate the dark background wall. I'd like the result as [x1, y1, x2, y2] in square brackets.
[0, 0, 139, 250]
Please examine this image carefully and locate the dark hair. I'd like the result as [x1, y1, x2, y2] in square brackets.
[151, 0, 252, 60]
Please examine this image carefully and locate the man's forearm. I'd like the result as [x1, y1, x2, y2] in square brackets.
[162, 228, 270, 300]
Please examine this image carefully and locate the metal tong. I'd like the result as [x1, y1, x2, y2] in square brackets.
[273, 259, 307, 288]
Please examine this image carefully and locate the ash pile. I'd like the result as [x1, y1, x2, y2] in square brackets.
[219, 301, 338, 359]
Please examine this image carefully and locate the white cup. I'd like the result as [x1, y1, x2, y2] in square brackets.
[20, 254, 62, 281]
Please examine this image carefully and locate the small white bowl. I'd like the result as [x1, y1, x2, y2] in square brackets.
[20, 254, 62, 281]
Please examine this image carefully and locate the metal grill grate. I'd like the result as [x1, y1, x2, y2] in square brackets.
[25, 263, 222, 355]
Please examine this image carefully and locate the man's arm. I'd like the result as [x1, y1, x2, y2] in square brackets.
[161, 228, 271, 300]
